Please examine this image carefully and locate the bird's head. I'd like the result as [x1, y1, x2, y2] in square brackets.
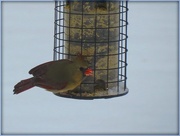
[73, 53, 91, 68]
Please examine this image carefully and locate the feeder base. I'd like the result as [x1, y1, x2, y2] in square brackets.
[54, 86, 129, 100]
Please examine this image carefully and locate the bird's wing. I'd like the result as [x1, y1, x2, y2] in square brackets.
[34, 77, 68, 90]
[29, 60, 71, 77]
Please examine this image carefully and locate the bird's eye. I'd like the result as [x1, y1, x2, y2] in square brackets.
[79, 67, 84, 71]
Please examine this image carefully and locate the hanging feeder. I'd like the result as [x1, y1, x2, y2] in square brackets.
[53, 0, 129, 99]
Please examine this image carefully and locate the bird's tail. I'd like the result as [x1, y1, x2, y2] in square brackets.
[13, 77, 35, 94]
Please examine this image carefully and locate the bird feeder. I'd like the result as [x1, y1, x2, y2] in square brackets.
[53, 1, 129, 99]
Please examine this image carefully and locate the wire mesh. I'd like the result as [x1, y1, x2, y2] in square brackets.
[53, 1, 129, 99]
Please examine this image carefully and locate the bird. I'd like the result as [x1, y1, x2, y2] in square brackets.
[13, 53, 93, 95]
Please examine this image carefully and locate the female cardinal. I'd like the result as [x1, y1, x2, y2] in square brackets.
[13, 54, 93, 94]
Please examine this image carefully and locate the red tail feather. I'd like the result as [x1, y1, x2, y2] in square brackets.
[13, 77, 35, 94]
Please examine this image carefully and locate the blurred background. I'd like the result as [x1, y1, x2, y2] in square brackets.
[2, 1, 178, 135]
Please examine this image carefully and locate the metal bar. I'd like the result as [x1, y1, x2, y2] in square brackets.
[107, 1, 110, 91]
[94, 1, 97, 95]
[118, 1, 121, 93]
[53, 1, 58, 60]
[68, 1, 71, 59]
[62, 1, 65, 59]
[124, 1, 129, 89]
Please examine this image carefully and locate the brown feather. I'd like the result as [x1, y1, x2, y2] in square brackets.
[29, 60, 72, 76]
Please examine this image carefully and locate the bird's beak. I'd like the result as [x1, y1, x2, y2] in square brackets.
[84, 68, 93, 76]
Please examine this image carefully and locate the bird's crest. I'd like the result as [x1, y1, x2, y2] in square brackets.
[76, 52, 84, 61]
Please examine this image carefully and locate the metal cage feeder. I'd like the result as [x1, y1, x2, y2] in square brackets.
[53, 1, 129, 99]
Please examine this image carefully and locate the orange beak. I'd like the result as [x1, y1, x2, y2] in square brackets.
[84, 68, 93, 76]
